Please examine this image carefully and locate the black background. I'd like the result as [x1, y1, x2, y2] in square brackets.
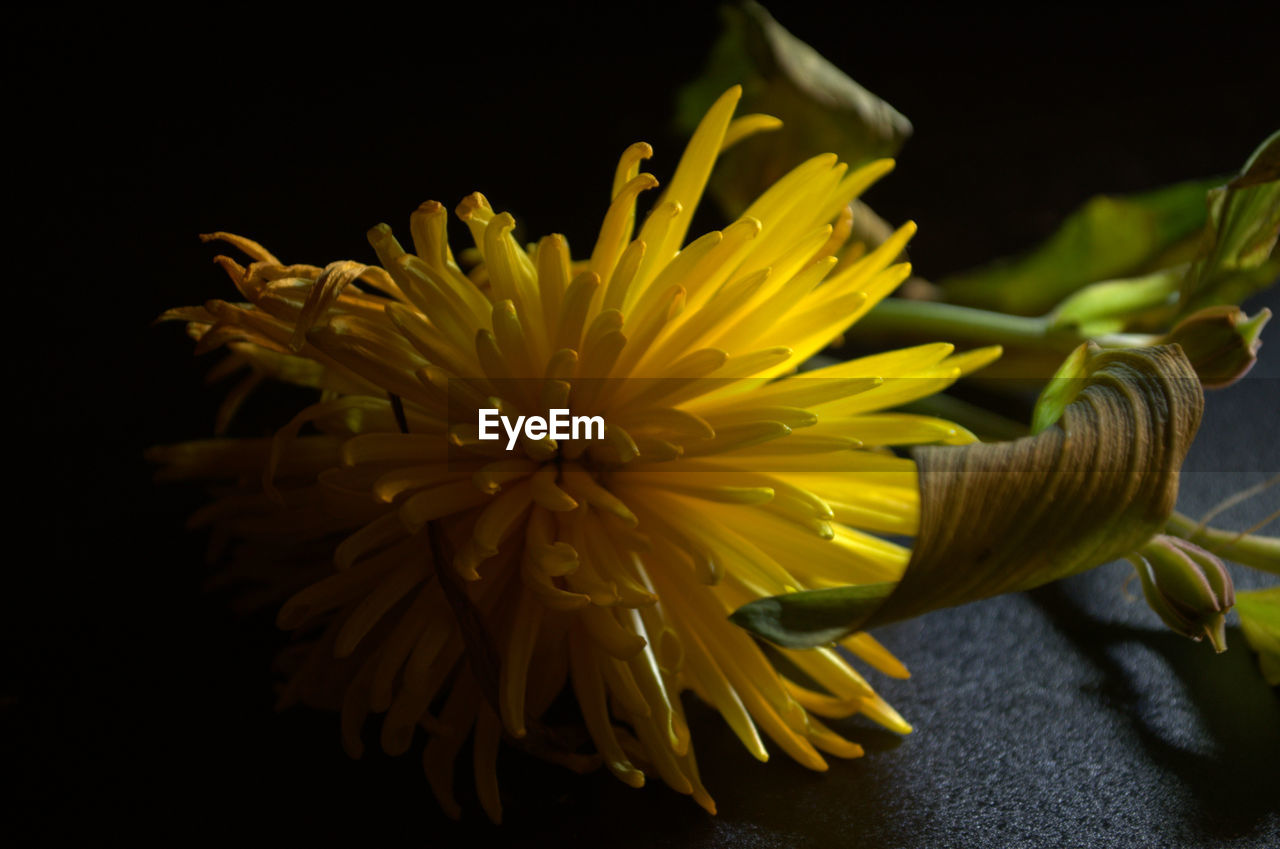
[6, 3, 1280, 846]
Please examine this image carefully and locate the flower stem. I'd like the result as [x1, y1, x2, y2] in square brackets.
[900, 394, 1029, 441]
[1166, 511, 1280, 574]
[859, 299, 1060, 348]
[859, 298, 1169, 353]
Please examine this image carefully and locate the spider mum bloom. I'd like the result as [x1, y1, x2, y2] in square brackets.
[153, 86, 999, 820]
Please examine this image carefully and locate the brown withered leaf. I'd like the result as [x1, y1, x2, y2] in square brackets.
[675, 1, 911, 217]
[732, 345, 1204, 647]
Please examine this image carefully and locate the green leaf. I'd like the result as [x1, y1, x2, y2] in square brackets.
[1046, 269, 1181, 334]
[938, 131, 1279, 323]
[1235, 586, 1280, 685]
[732, 345, 1203, 648]
[729, 583, 895, 649]
[939, 178, 1221, 316]
[1030, 341, 1092, 434]
[675, 1, 911, 217]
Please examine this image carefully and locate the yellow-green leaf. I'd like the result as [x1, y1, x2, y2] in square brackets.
[938, 179, 1222, 316]
[1235, 586, 1280, 685]
[1030, 341, 1092, 434]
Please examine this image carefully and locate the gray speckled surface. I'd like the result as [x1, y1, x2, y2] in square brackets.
[41, 288, 1268, 849]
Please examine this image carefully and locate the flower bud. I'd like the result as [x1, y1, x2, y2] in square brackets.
[1161, 305, 1270, 388]
[1130, 535, 1235, 652]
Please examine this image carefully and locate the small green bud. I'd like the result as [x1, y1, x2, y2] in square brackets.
[1131, 535, 1235, 652]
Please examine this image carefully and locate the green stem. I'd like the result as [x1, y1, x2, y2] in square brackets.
[860, 300, 1070, 350]
[1166, 511, 1280, 574]
[900, 395, 1029, 442]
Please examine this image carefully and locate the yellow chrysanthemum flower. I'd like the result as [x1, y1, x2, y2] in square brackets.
[152, 86, 999, 820]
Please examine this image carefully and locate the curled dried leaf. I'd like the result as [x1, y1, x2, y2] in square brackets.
[732, 345, 1204, 648]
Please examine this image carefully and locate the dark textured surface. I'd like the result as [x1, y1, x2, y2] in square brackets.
[7, 5, 1279, 846]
